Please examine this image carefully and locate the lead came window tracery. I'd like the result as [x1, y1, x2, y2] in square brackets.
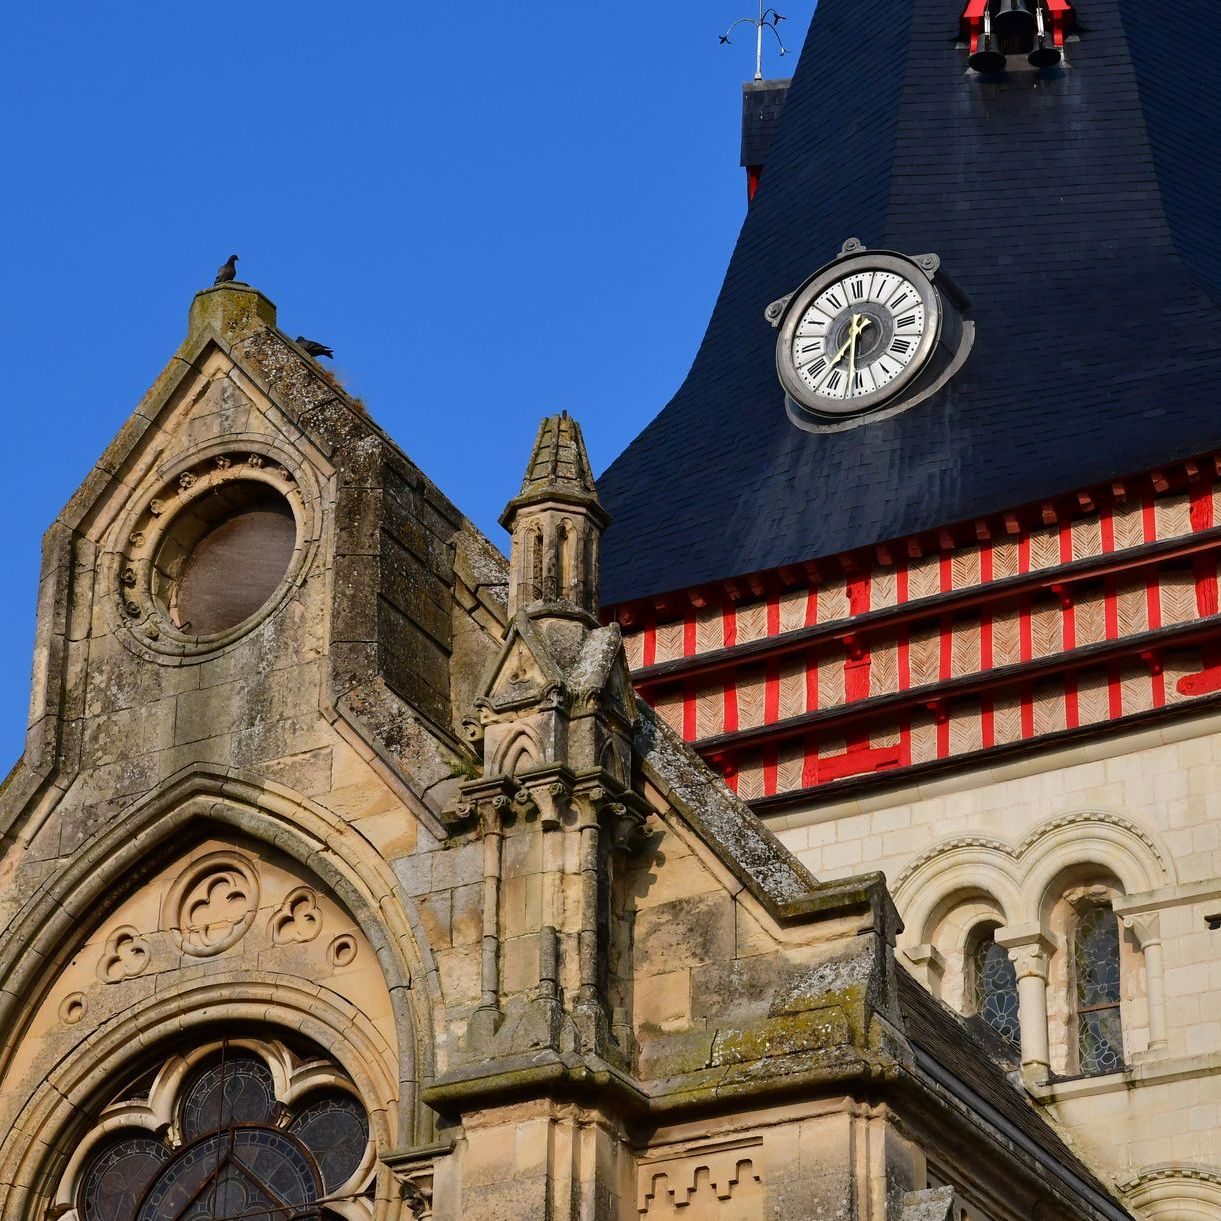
[69, 1040, 372, 1221]
[1075, 906, 1124, 1075]
[970, 932, 1020, 1051]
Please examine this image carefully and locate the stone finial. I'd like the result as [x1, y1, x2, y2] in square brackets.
[501, 413, 609, 619]
[501, 412, 604, 521]
[188, 282, 277, 342]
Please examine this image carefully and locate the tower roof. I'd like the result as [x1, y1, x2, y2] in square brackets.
[501, 411, 604, 527]
[599, 0, 1221, 606]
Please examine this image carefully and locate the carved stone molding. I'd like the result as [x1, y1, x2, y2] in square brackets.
[896, 810, 1172, 949]
[163, 851, 260, 959]
[97, 925, 153, 983]
[637, 1142, 764, 1217]
[894, 811, 1170, 894]
[1117, 1163, 1221, 1216]
[269, 886, 323, 945]
[101, 436, 321, 665]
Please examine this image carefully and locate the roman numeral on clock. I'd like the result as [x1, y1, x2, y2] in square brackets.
[805, 356, 828, 378]
[889, 337, 914, 356]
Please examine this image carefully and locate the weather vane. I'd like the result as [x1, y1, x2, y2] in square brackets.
[720, 2, 788, 81]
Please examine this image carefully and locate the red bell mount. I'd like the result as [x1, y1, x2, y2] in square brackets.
[961, 0, 1075, 70]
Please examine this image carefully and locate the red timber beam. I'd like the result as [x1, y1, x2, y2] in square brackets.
[630, 521, 1221, 690]
[605, 454, 1221, 801]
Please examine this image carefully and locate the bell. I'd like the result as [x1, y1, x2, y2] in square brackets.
[990, 0, 1037, 43]
[968, 31, 1007, 73]
[1028, 33, 1062, 67]
[1027, 4, 1061, 67]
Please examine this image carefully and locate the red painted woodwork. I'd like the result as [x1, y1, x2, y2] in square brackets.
[613, 450, 1221, 806]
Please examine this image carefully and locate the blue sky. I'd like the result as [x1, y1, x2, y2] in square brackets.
[0, 2, 813, 763]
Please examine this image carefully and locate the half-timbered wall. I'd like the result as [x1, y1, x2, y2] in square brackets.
[613, 460, 1221, 809]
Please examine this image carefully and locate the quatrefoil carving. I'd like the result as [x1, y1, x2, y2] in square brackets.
[270, 887, 323, 945]
[164, 851, 260, 959]
[97, 925, 152, 984]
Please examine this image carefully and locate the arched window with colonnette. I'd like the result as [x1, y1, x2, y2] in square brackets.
[967, 926, 1020, 1053]
[1074, 904, 1124, 1075]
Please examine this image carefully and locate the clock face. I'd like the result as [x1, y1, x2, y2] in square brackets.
[773, 251, 943, 420]
[791, 271, 926, 402]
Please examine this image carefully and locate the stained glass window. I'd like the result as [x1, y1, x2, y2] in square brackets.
[180, 1054, 276, 1140]
[1075, 906, 1124, 1075]
[74, 1045, 372, 1221]
[288, 1094, 370, 1192]
[80, 1137, 170, 1221]
[970, 934, 1020, 1050]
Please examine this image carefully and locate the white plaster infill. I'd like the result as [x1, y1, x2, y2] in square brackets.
[1028, 1049, 1221, 1103]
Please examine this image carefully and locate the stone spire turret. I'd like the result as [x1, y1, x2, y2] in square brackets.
[500, 412, 608, 621]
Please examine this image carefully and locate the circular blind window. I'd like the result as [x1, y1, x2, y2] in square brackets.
[158, 484, 296, 635]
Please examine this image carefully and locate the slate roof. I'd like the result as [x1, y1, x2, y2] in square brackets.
[599, 0, 1221, 606]
[895, 970, 1131, 1218]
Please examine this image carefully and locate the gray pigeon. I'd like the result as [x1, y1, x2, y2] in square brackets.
[296, 336, 334, 359]
[214, 254, 239, 285]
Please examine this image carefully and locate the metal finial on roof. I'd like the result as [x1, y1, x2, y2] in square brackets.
[720, 1, 788, 81]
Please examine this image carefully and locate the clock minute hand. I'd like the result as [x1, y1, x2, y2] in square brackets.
[828, 314, 872, 367]
[828, 316, 859, 367]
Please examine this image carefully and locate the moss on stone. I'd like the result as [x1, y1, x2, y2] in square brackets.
[188, 283, 277, 341]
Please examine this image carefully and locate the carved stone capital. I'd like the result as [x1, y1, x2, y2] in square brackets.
[384, 1149, 443, 1220]
[518, 764, 577, 828]
[570, 771, 653, 852]
[995, 923, 1056, 980]
[446, 775, 522, 834]
[1120, 910, 1162, 949]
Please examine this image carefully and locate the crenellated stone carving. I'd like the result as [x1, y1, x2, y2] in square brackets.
[637, 1147, 764, 1217]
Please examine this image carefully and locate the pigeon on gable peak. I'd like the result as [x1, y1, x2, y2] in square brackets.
[213, 254, 239, 285]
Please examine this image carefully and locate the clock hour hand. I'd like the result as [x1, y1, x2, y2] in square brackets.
[828, 313, 873, 370]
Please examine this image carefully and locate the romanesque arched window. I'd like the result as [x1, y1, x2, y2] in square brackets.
[64, 1038, 372, 1221]
[1074, 906, 1124, 1075]
[969, 929, 1020, 1051]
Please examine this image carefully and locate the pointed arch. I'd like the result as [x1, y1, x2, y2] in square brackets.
[2, 979, 401, 1221]
[493, 724, 544, 776]
[0, 765, 440, 1175]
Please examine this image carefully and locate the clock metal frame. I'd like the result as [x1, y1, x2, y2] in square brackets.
[767, 239, 974, 433]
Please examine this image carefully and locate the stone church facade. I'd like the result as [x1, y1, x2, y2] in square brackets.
[2, 2, 1220, 1219]
[0, 285, 1128, 1220]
